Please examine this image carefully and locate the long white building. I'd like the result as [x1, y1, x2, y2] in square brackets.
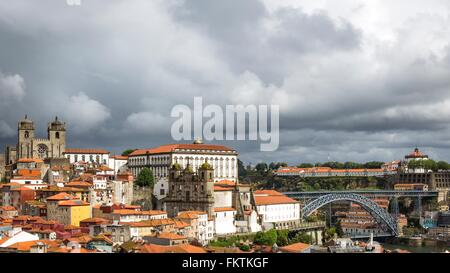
[254, 190, 301, 231]
[128, 141, 238, 182]
[63, 148, 110, 165]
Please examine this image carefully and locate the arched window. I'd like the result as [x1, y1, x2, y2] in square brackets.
[55, 132, 60, 139]
[24, 131, 29, 138]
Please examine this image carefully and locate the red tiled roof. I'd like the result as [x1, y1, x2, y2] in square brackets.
[17, 158, 44, 163]
[254, 195, 298, 206]
[46, 192, 75, 201]
[129, 144, 235, 156]
[66, 181, 93, 187]
[0, 206, 17, 211]
[58, 200, 90, 206]
[254, 190, 284, 196]
[177, 211, 207, 219]
[80, 217, 109, 224]
[111, 155, 128, 160]
[215, 180, 237, 186]
[214, 207, 236, 212]
[11, 186, 35, 192]
[17, 169, 41, 177]
[214, 186, 233, 191]
[279, 242, 311, 253]
[156, 232, 187, 240]
[121, 219, 175, 227]
[139, 243, 206, 253]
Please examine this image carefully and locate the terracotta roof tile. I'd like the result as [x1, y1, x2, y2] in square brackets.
[129, 143, 235, 156]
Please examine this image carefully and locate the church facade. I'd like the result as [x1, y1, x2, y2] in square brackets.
[5, 116, 67, 164]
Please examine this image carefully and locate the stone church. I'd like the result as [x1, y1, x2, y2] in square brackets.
[164, 162, 215, 218]
[5, 115, 66, 164]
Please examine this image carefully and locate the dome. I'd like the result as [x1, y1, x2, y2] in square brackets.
[200, 162, 213, 170]
[172, 163, 182, 170]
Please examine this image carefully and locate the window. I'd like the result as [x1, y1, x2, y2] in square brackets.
[160, 189, 165, 195]
[24, 131, 29, 138]
[55, 132, 60, 139]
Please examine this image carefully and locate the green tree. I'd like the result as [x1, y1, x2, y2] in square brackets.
[363, 161, 384, 169]
[254, 229, 277, 246]
[437, 161, 449, 170]
[238, 159, 247, 177]
[297, 163, 314, 168]
[276, 230, 289, 246]
[313, 182, 321, 190]
[239, 245, 250, 252]
[291, 232, 312, 244]
[255, 163, 269, 174]
[136, 167, 154, 187]
[322, 162, 344, 169]
[343, 162, 363, 169]
[122, 149, 137, 156]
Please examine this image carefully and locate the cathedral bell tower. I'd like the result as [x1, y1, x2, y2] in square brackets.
[48, 116, 66, 158]
[17, 115, 35, 159]
[198, 161, 215, 216]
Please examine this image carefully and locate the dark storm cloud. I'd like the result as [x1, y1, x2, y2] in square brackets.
[1, 0, 450, 164]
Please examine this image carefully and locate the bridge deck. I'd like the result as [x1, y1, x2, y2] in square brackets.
[284, 190, 438, 198]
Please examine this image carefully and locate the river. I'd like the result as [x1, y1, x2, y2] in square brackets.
[382, 243, 450, 253]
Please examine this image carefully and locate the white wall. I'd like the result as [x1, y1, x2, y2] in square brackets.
[66, 153, 110, 164]
[256, 203, 300, 224]
[214, 210, 237, 235]
[214, 191, 233, 208]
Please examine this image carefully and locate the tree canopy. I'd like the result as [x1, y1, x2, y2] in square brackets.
[135, 167, 154, 188]
[122, 149, 137, 156]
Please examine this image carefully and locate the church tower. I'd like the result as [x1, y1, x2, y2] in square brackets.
[17, 115, 35, 159]
[48, 116, 66, 158]
[164, 160, 215, 218]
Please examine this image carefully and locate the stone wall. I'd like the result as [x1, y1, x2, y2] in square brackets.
[132, 186, 153, 210]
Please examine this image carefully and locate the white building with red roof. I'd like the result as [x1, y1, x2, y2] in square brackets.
[254, 190, 301, 230]
[63, 148, 110, 165]
[128, 141, 238, 182]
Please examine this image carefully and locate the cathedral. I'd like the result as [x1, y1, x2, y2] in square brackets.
[5, 115, 67, 164]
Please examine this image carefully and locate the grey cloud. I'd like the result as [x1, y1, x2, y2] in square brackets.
[0, 1, 450, 164]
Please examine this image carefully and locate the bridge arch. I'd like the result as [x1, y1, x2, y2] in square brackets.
[301, 193, 398, 236]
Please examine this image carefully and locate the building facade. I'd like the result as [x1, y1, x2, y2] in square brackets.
[63, 148, 110, 165]
[164, 163, 215, 218]
[128, 141, 238, 182]
[8, 116, 67, 162]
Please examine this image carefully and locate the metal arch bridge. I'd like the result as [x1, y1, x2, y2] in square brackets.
[299, 192, 399, 236]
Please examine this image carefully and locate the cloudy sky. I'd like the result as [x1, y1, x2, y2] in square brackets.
[1, 0, 450, 165]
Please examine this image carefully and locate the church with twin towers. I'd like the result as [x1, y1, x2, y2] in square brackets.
[5, 115, 67, 164]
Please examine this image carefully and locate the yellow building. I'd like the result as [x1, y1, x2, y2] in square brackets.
[57, 200, 91, 226]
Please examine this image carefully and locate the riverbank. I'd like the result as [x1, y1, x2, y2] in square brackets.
[382, 243, 449, 253]
[381, 236, 450, 253]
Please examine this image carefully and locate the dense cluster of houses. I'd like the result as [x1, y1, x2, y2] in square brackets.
[0, 141, 308, 253]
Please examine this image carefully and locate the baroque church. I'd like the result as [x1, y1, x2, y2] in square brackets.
[5, 115, 66, 164]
